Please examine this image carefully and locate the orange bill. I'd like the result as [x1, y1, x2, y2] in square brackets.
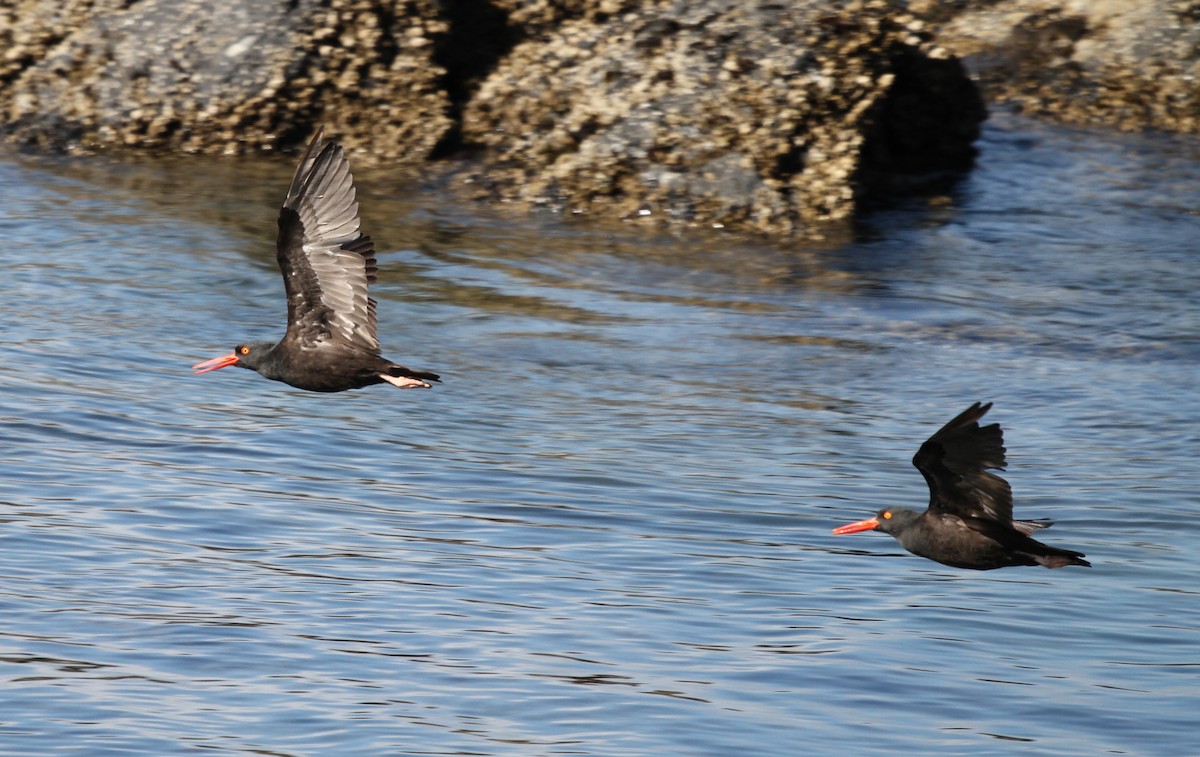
[832, 517, 880, 535]
[192, 353, 240, 374]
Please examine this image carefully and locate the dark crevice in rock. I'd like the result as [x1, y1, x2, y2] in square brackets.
[772, 142, 808, 183]
[430, 0, 523, 158]
[373, 3, 403, 72]
[857, 47, 987, 203]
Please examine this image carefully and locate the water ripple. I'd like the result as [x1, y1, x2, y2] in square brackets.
[1, 115, 1198, 755]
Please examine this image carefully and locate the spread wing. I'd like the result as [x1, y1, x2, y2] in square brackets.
[275, 128, 379, 353]
[912, 402, 1014, 524]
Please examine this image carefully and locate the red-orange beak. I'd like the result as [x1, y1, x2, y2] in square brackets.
[192, 353, 240, 374]
[832, 517, 880, 535]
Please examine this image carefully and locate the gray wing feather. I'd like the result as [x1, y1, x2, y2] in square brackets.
[277, 128, 380, 353]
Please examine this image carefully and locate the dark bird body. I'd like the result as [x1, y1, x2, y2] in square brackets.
[833, 402, 1089, 570]
[193, 129, 438, 393]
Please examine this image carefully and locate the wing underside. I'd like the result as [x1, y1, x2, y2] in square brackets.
[276, 128, 380, 353]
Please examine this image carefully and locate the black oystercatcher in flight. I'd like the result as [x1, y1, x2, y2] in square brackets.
[192, 128, 439, 393]
[832, 402, 1089, 570]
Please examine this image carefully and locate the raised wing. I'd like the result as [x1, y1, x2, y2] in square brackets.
[276, 128, 379, 353]
[912, 402, 1014, 524]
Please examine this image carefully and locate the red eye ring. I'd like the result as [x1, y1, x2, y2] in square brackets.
[239, 346, 250, 355]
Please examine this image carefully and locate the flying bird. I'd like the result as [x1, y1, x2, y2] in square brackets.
[832, 402, 1089, 569]
[192, 128, 439, 392]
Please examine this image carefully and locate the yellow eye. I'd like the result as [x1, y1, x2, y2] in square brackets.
[239, 346, 250, 355]
[882, 510, 893, 520]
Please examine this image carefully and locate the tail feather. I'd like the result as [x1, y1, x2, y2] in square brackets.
[1014, 519, 1089, 567]
[1033, 551, 1091, 569]
[387, 364, 440, 382]
[1025, 538, 1090, 568]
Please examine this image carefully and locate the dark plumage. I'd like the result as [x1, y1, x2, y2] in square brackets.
[193, 128, 439, 393]
[832, 402, 1090, 570]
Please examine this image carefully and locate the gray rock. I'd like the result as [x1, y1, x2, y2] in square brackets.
[925, 0, 1200, 133]
[0, 0, 985, 234]
[0, 0, 453, 160]
[460, 0, 984, 233]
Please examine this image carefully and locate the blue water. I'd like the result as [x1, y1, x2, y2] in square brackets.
[1, 114, 1198, 756]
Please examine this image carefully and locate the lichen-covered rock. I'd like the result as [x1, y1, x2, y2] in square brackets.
[0, 0, 452, 160]
[924, 0, 1200, 133]
[459, 0, 983, 234]
[0, 0, 988, 234]
[489, 0, 641, 29]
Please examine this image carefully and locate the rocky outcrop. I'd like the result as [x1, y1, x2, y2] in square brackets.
[0, 0, 452, 159]
[0, 0, 986, 234]
[2, 0, 1196, 235]
[459, 1, 984, 232]
[924, 0, 1200, 133]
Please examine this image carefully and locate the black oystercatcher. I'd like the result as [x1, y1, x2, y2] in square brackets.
[832, 402, 1089, 570]
[192, 128, 439, 393]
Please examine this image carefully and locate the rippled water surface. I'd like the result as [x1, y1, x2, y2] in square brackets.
[2, 115, 1198, 756]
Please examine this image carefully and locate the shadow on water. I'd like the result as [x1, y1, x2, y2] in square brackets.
[13, 142, 884, 308]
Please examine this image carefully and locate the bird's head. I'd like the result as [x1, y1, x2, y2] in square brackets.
[192, 342, 274, 375]
[832, 507, 921, 537]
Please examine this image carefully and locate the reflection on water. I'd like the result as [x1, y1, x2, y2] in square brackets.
[1, 114, 1199, 755]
